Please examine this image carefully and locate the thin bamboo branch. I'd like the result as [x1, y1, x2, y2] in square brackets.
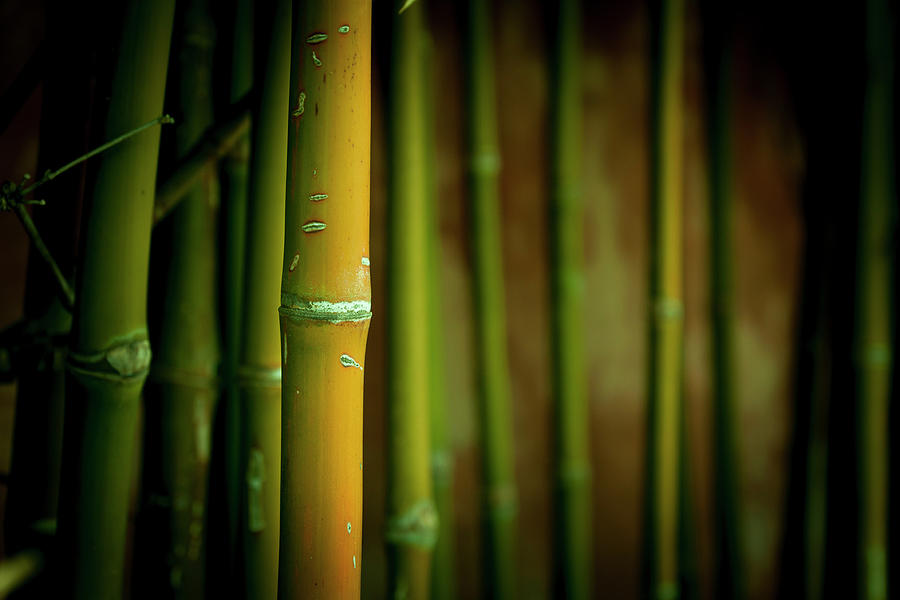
[0, 549, 44, 596]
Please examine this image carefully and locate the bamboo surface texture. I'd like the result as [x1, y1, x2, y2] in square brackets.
[386, 1, 439, 598]
[856, 0, 894, 598]
[55, 1, 175, 598]
[236, 0, 291, 596]
[549, 0, 591, 598]
[137, 0, 220, 596]
[278, 1, 372, 597]
[646, 0, 685, 597]
[465, 0, 518, 597]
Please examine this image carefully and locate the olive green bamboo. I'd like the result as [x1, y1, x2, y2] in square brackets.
[644, 0, 686, 597]
[386, 1, 439, 597]
[424, 28, 456, 600]
[136, 0, 220, 596]
[703, 5, 744, 598]
[235, 0, 290, 596]
[278, 2, 372, 597]
[55, 1, 175, 598]
[464, 0, 517, 597]
[549, 0, 591, 598]
[856, 0, 894, 597]
[221, 0, 254, 577]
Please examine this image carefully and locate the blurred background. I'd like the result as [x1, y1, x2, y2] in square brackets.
[0, 0, 893, 599]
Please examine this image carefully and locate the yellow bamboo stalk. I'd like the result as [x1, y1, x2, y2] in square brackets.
[278, 2, 372, 597]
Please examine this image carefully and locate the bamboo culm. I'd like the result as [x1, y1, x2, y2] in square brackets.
[465, 0, 518, 597]
[386, 0, 439, 597]
[235, 0, 291, 596]
[644, 0, 686, 597]
[55, 1, 176, 598]
[278, 1, 373, 597]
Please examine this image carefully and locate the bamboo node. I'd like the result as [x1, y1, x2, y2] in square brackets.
[235, 365, 282, 387]
[385, 499, 439, 548]
[67, 338, 152, 382]
[653, 297, 683, 320]
[430, 450, 454, 485]
[469, 151, 501, 175]
[279, 293, 372, 323]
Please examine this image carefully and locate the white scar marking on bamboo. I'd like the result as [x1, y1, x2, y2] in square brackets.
[312, 168, 318, 177]
[289, 253, 300, 272]
[353, 555, 357, 569]
[312, 50, 322, 68]
[338, 25, 350, 34]
[305, 32, 328, 44]
[309, 193, 328, 202]
[340, 354, 362, 369]
[361, 256, 370, 266]
[301, 221, 326, 233]
[290, 92, 306, 117]
[347, 522, 352, 534]
[280, 293, 372, 323]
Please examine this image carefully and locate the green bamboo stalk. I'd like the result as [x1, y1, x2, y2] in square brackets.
[424, 28, 456, 600]
[644, 0, 685, 598]
[278, 2, 372, 597]
[386, 1, 439, 597]
[220, 0, 254, 583]
[135, 0, 220, 596]
[235, 0, 291, 596]
[856, 0, 894, 598]
[702, 4, 744, 598]
[464, 0, 517, 597]
[548, 0, 591, 598]
[55, 1, 176, 598]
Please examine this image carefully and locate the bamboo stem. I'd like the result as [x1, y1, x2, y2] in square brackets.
[278, 2, 372, 597]
[386, 1, 439, 597]
[856, 0, 894, 598]
[55, 1, 176, 597]
[549, 0, 591, 597]
[464, 0, 518, 597]
[701, 3, 744, 597]
[135, 0, 220, 596]
[236, 0, 291, 596]
[645, 0, 685, 597]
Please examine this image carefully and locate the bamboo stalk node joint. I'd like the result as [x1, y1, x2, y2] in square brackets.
[385, 499, 439, 548]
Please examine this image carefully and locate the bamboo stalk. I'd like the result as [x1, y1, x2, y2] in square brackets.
[386, 1, 439, 597]
[856, 0, 894, 598]
[548, 0, 591, 597]
[235, 0, 291, 596]
[464, 0, 518, 597]
[219, 0, 254, 584]
[701, 3, 744, 598]
[134, 0, 220, 597]
[278, 2, 372, 597]
[644, 0, 685, 597]
[55, 1, 176, 598]
[424, 27, 456, 600]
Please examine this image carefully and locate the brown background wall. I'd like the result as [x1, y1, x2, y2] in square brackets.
[0, 0, 803, 598]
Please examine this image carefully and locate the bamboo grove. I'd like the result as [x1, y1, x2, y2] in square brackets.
[0, 0, 896, 599]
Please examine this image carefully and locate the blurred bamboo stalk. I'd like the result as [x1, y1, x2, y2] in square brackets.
[221, 0, 254, 580]
[424, 27, 456, 600]
[644, 0, 685, 597]
[856, 0, 894, 598]
[549, 0, 592, 598]
[464, 0, 518, 597]
[136, 0, 220, 596]
[386, 0, 439, 597]
[701, 2, 745, 598]
[278, 1, 372, 596]
[55, 1, 175, 597]
[235, 0, 291, 596]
